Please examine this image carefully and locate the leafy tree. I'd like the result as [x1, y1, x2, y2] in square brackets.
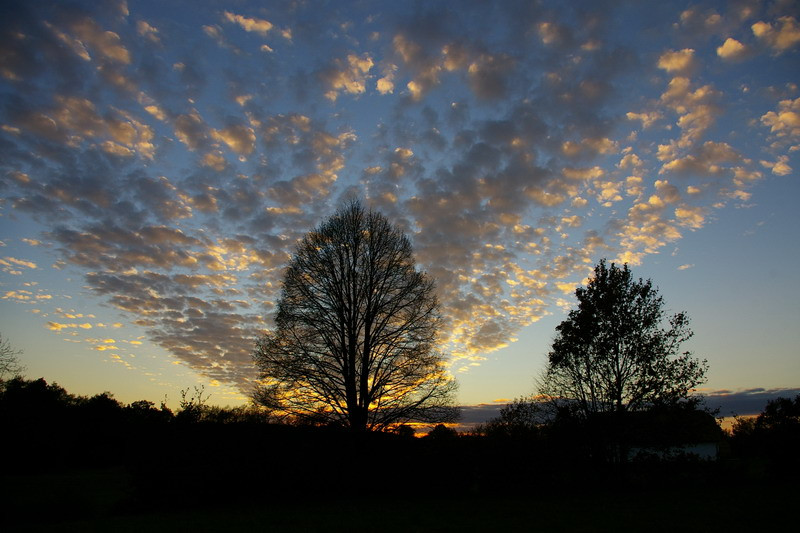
[539, 259, 707, 419]
[755, 394, 800, 431]
[77, 392, 124, 423]
[393, 424, 416, 438]
[425, 423, 458, 440]
[0, 377, 76, 427]
[0, 333, 25, 381]
[481, 397, 553, 438]
[253, 200, 458, 431]
[730, 394, 800, 475]
[126, 399, 174, 424]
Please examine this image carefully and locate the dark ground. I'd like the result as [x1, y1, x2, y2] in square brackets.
[3, 387, 797, 532]
[4, 460, 797, 532]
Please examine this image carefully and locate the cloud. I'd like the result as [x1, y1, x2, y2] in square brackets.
[659, 77, 721, 144]
[562, 166, 604, 180]
[760, 97, 800, 139]
[391, 22, 517, 103]
[69, 17, 131, 64]
[7, 93, 156, 159]
[4, 290, 33, 301]
[626, 111, 662, 129]
[457, 403, 504, 426]
[201, 151, 226, 171]
[674, 205, 705, 229]
[705, 388, 800, 417]
[563, 137, 618, 159]
[0, 0, 793, 398]
[657, 49, 696, 73]
[537, 21, 571, 46]
[675, 6, 731, 40]
[660, 141, 742, 176]
[46, 321, 92, 331]
[376, 63, 397, 94]
[223, 11, 274, 36]
[1, 257, 37, 269]
[752, 16, 800, 53]
[212, 124, 256, 155]
[716, 38, 748, 60]
[760, 156, 792, 176]
[174, 110, 209, 150]
[320, 54, 374, 101]
[136, 20, 160, 44]
[392, 34, 442, 101]
[467, 53, 515, 100]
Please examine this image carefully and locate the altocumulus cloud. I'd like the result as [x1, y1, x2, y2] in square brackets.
[1, 0, 798, 393]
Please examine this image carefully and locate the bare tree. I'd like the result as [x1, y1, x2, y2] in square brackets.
[0, 333, 25, 381]
[253, 200, 458, 431]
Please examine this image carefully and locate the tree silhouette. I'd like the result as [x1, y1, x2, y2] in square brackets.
[730, 394, 800, 477]
[756, 394, 800, 431]
[481, 397, 552, 438]
[0, 333, 25, 381]
[175, 385, 210, 423]
[539, 260, 707, 418]
[253, 200, 458, 431]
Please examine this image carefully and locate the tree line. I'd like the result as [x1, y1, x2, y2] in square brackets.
[2, 201, 798, 489]
[3, 370, 795, 529]
[1, 373, 797, 493]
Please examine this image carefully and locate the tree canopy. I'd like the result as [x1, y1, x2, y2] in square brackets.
[539, 259, 708, 418]
[480, 396, 553, 438]
[253, 200, 458, 431]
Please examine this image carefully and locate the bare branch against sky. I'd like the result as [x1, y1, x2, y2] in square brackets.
[254, 200, 458, 430]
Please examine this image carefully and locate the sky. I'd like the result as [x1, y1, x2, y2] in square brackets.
[1, 0, 798, 418]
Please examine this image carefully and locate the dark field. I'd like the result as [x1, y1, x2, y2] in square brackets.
[4, 381, 798, 532]
[4, 465, 796, 532]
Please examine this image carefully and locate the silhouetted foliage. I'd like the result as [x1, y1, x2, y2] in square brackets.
[2, 375, 798, 530]
[729, 414, 756, 438]
[621, 401, 723, 458]
[539, 259, 708, 418]
[426, 423, 458, 440]
[0, 333, 25, 381]
[175, 385, 209, 423]
[393, 424, 416, 438]
[756, 394, 800, 431]
[479, 397, 553, 438]
[76, 391, 124, 423]
[0, 376, 75, 425]
[253, 200, 458, 431]
[729, 394, 800, 478]
[125, 399, 174, 424]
